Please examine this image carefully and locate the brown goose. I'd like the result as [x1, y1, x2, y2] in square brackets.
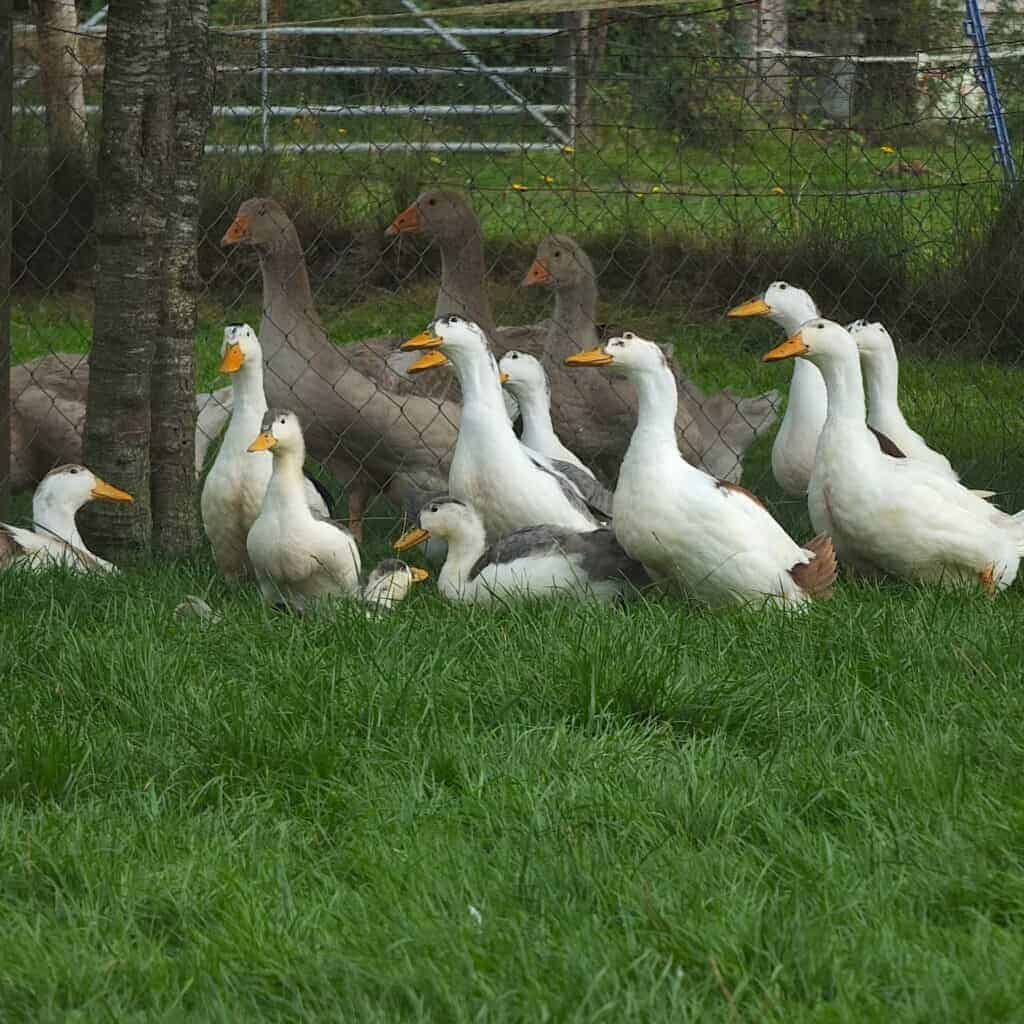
[220, 198, 457, 540]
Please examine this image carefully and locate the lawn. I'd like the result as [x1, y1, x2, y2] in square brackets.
[2, 551, 1024, 1020]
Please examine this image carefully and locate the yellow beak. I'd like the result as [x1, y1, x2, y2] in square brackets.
[394, 527, 430, 552]
[499, 372, 510, 384]
[727, 297, 772, 318]
[219, 342, 245, 374]
[763, 333, 809, 362]
[247, 432, 277, 452]
[408, 351, 450, 374]
[565, 347, 614, 367]
[410, 566, 430, 582]
[401, 330, 444, 351]
[90, 478, 134, 503]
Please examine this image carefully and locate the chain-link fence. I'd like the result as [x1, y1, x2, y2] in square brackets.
[8, 0, 1024, 540]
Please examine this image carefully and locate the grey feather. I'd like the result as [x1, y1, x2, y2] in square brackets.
[545, 457, 614, 519]
[521, 448, 604, 522]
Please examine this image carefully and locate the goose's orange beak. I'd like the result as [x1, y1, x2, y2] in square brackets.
[408, 351, 449, 374]
[565, 347, 613, 367]
[522, 258, 552, 287]
[221, 214, 251, 246]
[90, 478, 134, 503]
[219, 343, 244, 374]
[394, 527, 430, 552]
[247, 432, 277, 452]
[386, 204, 421, 236]
[763, 333, 808, 362]
[401, 330, 443, 351]
[727, 296, 771, 318]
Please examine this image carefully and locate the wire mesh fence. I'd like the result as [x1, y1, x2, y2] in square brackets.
[7, 0, 1024, 541]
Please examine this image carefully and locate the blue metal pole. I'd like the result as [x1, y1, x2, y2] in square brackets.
[964, 0, 1016, 184]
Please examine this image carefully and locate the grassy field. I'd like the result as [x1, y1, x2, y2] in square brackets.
[3, 551, 1024, 1020]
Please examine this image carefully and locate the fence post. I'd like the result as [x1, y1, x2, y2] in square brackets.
[0, 0, 11, 516]
[259, 0, 269, 153]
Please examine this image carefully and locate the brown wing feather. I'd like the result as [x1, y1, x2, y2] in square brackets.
[715, 479, 767, 510]
[0, 524, 26, 564]
[868, 426, 906, 459]
[790, 534, 838, 600]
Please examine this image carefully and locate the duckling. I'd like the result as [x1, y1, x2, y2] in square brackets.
[567, 334, 838, 608]
[201, 324, 329, 580]
[394, 497, 648, 604]
[0, 463, 133, 572]
[361, 558, 429, 617]
[246, 409, 361, 613]
[764, 320, 1022, 592]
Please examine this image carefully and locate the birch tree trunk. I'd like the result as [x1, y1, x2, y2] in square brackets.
[31, 0, 88, 176]
[150, 0, 212, 557]
[0, 0, 12, 517]
[81, 0, 171, 556]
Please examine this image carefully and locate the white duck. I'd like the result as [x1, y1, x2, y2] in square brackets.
[847, 319, 986, 491]
[566, 333, 837, 608]
[0, 463, 132, 572]
[763, 320, 1023, 592]
[728, 282, 826, 496]
[246, 409, 361, 612]
[201, 324, 329, 580]
[401, 316, 605, 539]
[394, 496, 648, 604]
[361, 558, 429, 617]
[498, 350, 594, 476]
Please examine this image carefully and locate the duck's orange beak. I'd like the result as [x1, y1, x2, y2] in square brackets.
[219, 343, 245, 374]
[221, 214, 251, 246]
[90, 478, 134, 503]
[247, 432, 277, 452]
[408, 351, 449, 374]
[386, 204, 421, 236]
[522, 258, 552, 287]
[394, 527, 430, 551]
[565, 347, 613, 367]
[401, 330, 444, 351]
[763, 332, 808, 362]
[727, 296, 771, 318]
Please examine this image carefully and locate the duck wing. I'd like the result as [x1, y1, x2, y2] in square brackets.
[520, 446, 608, 522]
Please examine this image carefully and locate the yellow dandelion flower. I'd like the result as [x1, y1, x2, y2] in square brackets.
[561, 145, 575, 154]
[511, 183, 528, 192]
[337, 127, 347, 135]
[880, 144, 895, 154]
[651, 185, 663, 193]
[429, 155, 443, 164]
[543, 175, 555, 184]
[771, 186, 785, 195]
[635, 192, 646, 199]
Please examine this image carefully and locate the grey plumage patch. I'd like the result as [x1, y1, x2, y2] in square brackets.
[522, 450, 602, 522]
[41, 463, 86, 480]
[261, 407, 294, 432]
[370, 558, 407, 576]
[468, 525, 648, 587]
[547, 457, 614, 518]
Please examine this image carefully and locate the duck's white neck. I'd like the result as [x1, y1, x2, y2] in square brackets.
[34, 491, 85, 549]
[772, 300, 818, 336]
[448, 345, 507, 423]
[511, 385, 557, 449]
[228, 360, 268, 422]
[438, 518, 487, 594]
[818, 350, 867, 424]
[265, 442, 310, 512]
[630, 366, 681, 446]
[860, 348, 900, 417]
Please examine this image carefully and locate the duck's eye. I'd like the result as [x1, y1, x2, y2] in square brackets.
[553, 250, 561, 258]
[279, 417, 286, 424]
[69, 467, 79, 475]
[510, 352, 519, 359]
[779, 283, 788, 290]
[427, 198, 436, 206]
[817, 323, 824, 330]
[623, 332, 634, 341]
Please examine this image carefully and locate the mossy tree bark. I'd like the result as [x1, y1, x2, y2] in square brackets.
[0, 0, 12, 517]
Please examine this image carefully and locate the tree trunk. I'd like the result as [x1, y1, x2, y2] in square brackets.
[854, 3, 917, 132]
[31, 0, 88, 179]
[150, 0, 212, 557]
[756, 0, 789, 107]
[81, 0, 171, 557]
[0, 0, 11, 517]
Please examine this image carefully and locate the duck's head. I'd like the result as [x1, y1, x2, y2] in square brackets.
[401, 315, 489, 373]
[393, 496, 479, 551]
[37, 464, 133, 511]
[221, 197, 296, 252]
[498, 350, 549, 398]
[565, 331, 668, 377]
[763, 318, 856, 366]
[218, 323, 261, 375]
[247, 408, 304, 454]
[728, 281, 818, 332]
[363, 558, 429, 611]
[846, 319, 896, 361]
[522, 234, 593, 289]
[386, 189, 476, 242]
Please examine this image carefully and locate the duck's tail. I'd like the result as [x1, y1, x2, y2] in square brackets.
[791, 534, 839, 600]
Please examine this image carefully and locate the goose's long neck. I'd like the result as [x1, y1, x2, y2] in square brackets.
[34, 492, 85, 549]
[861, 349, 900, 417]
[547, 275, 599, 356]
[265, 442, 310, 512]
[631, 367, 681, 446]
[439, 519, 487, 592]
[819, 351, 867, 424]
[259, 240, 324, 356]
[436, 227, 496, 338]
[512, 385, 557, 447]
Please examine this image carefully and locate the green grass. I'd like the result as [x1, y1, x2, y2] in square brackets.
[3, 555, 1024, 1020]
